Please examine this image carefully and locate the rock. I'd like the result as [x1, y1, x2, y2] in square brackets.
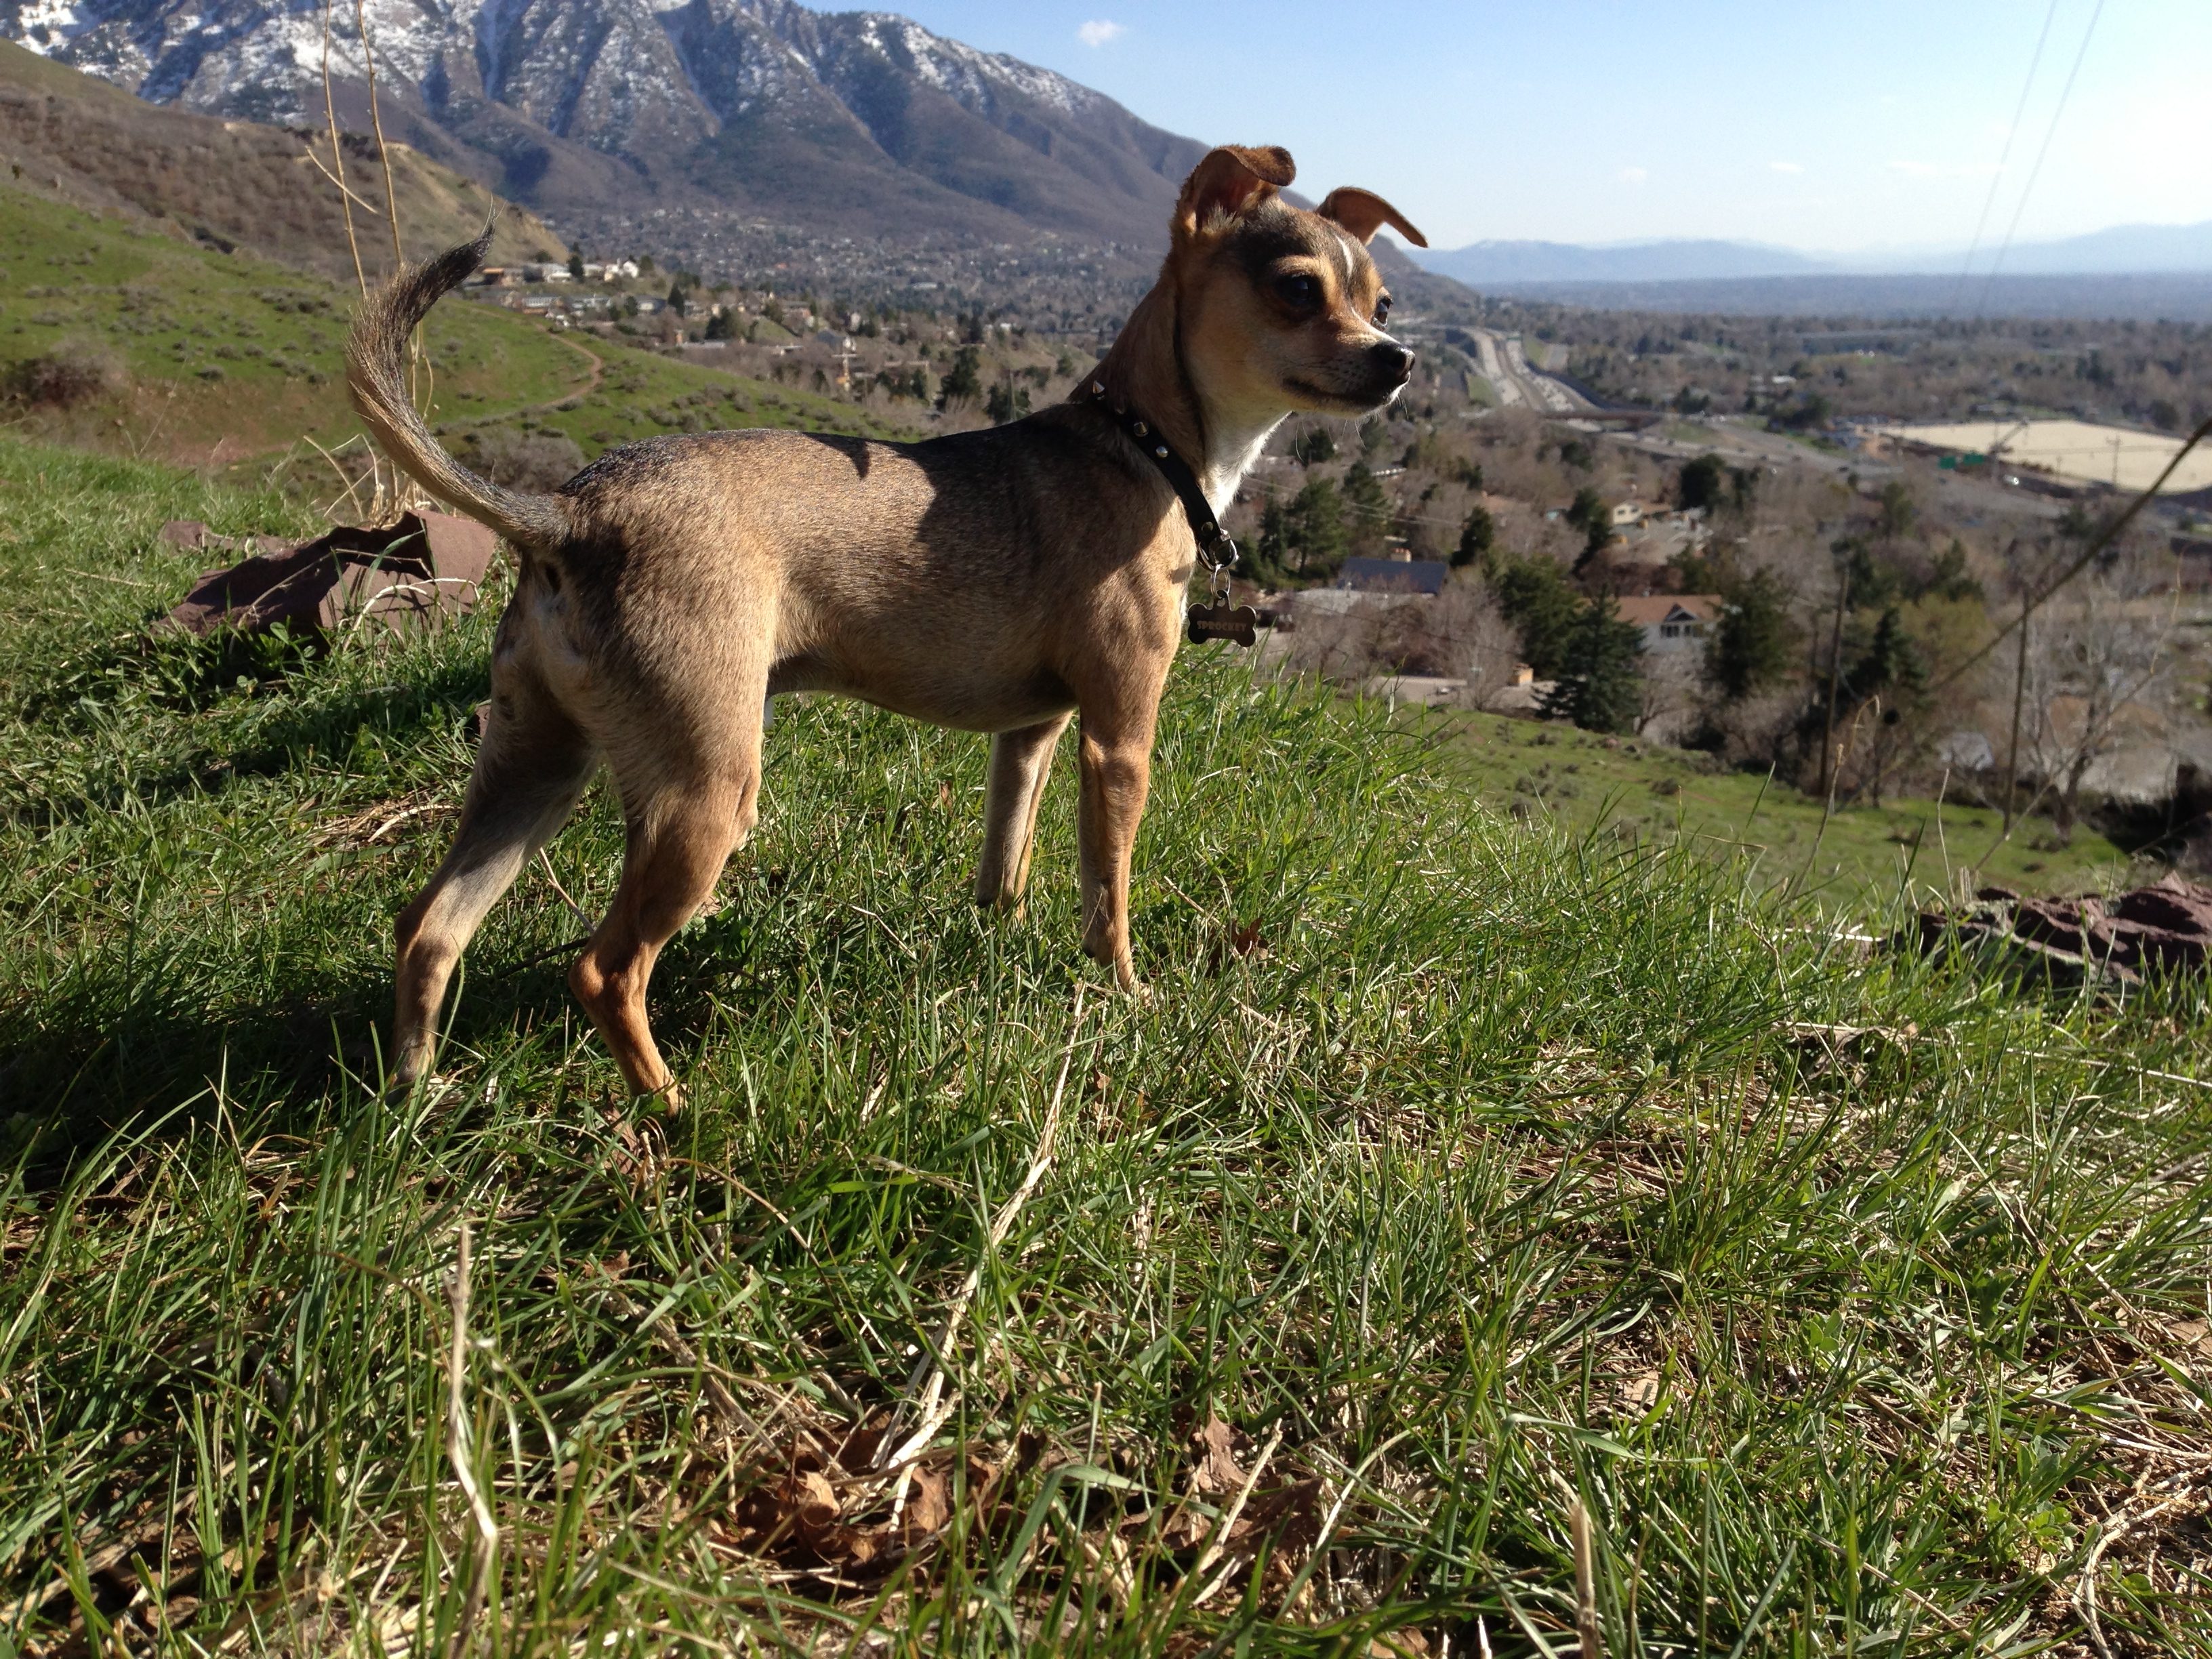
[1903, 876, 2212, 985]
[159, 511, 497, 640]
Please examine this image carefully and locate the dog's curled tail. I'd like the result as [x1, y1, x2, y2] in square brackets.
[346, 229, 571, 551]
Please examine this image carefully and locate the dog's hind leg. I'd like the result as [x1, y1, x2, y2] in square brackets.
[392, 676, 594, 1088]
[569, 729, 762, 1101]
[975, 712, 1072, 915]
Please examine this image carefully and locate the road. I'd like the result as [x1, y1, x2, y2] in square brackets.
[1466, 327, 1591, 415]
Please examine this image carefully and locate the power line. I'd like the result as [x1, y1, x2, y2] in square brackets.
[1952, 0, 2062, 311]
[1978, 0, 2106, 316]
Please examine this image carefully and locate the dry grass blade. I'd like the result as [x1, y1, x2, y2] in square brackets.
[1571, 1496, 1603, 1658]
[2074, 1477, 2202, 1659]
[317, 0, 367, 300]
[877, 985, 1090, 1473]
[445, 1221, 497, 1659]
[1192, 1425, 1281, 1604]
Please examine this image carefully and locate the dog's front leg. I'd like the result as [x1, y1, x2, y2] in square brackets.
[1075, 705, 1158, 994]
[975, 712, 1073, 916]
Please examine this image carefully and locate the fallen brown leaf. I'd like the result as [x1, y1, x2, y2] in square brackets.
[1191, 1416, 1247, 1497]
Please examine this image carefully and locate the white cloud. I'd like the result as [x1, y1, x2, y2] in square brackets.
[1076, 19, 1124, 47]
[1617, 165, 1649, 184]
[1769, 161, 1804, 174]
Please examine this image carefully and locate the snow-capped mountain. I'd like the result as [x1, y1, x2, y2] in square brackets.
[3, 0, 1210, 243]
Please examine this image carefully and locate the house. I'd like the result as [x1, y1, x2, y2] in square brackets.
[1334, 558, 1448, 596]
[1612, 594, 1721, 653]
[1610, 501, 1644, 529]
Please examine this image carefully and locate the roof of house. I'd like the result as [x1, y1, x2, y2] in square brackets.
[1613, 593, 1721, 626]
[1336, 558, 1449, 596]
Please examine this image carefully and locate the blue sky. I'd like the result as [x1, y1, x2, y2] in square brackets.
[890, 1, 2212, 255]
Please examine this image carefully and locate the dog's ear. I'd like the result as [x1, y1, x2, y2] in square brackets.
[1317, 187, 1429, 249]
[1176, 145, 1296, 239]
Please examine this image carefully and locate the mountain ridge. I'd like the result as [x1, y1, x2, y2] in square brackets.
[1, 0, 1212, 248]
[1414, 222, 2212, 287]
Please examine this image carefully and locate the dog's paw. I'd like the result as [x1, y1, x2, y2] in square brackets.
[1113, 972, 1154, 1004]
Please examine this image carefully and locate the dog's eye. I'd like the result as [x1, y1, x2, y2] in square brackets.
[1373, 294, 1393, 327]
[1275, 272, 1320, 309]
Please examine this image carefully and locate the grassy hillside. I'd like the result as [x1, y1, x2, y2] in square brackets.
[1427, 709, 2130, 904]
[1, 436, 2208, 1656]
[0, 40, 565, 281]
[0, 181, 912, 468]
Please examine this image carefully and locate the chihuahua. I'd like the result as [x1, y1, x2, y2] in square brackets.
[348, 144, 1424, 1099]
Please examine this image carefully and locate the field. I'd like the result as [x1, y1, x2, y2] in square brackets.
[0, 184, 912, 473]
[1427, 710, 2131, 907]
[2, 435, 2208, 1655]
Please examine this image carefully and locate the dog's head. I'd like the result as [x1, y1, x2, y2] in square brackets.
[1168, 145, 1427, 421]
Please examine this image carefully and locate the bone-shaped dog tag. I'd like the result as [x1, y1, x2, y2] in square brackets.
[1186, 603, 1261, 647]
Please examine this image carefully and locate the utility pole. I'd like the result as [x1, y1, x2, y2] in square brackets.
[2002, 588, 2032, 836]
[1817, 541, 1853, 802]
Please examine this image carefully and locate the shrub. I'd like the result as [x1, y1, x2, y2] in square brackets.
[453, 426, 587, 491]
[5, 342, 125, 408]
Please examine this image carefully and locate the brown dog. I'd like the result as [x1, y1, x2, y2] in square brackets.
[348, 144, 1424, 1099]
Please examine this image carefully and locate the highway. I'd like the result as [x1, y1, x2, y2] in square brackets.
[1467, 327, 1592, 415]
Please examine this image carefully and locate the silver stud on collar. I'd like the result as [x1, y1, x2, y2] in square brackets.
[1091, 381, 1104, 395]
[1155, 445, 1170, 458]
[1133, 420, 1147, 436]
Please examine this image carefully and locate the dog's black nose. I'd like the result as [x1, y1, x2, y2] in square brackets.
[1372, 340, 1416, 382]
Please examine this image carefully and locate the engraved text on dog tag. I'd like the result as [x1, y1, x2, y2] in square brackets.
[1186, 604, 1261, 647]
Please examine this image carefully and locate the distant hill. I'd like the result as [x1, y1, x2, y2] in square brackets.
[1452, 272, 2212, 324]
[1, 0, 1212, 248]
[0, 39, 562, 280]
[1984, 221, 2212, 276]
[1413, 223, 2212, 295]
[1414, 239, 1826, 285]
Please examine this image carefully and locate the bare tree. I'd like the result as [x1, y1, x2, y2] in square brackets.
[2018, 565, 2176, 844]
[1281, 578, 1523, 706]
[1635, 650, 1704, 741]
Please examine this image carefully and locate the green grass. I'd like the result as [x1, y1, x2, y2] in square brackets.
[438, 340, 907, 459]
[0, 184, 916, 468]
[1428, 710, 2131, 904]
[3, 436, 2209, 1656]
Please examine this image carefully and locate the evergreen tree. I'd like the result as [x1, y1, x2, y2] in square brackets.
[1677, 452, 1725, 512]
[567, 248, 586, 281]
[1489, 552, 1583, 679]
[1288, 476, 1349, 575]
[1256, 499, 1294, 581]
[703, 308, 735, 342]
[1565, 486, 1612, 562]
[1875, 480, 1916, 541]
[1540, 596, 1645, 733]
[1706, 569, 1798, 700]
[1453, 504, 1495, 569]
[1841, 607, 1925, 710]
[936, 347, 983, 410]
[1341, 461, 1390, 555]
[1290, 426, 1337, 466]
[984, 377, 1031, 425]
[1924, 538, 1982, 602]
